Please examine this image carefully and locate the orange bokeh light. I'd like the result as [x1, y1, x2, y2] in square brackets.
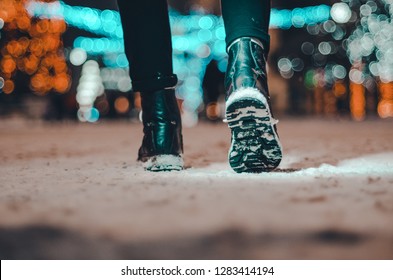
[1, 56, 17, 74]
[0, 0, 70, 95]
[115, 96, 130, 114]
[350, 82, 366, 121]
[333, 81, 346, 97]
[134, 92, 141, 109]
[3, 80, 15, 94]
[378, 82, 393, 119]
[53, 73, 71, 93]
[16, 15, 31, 30]
[206, 102, 220, 120]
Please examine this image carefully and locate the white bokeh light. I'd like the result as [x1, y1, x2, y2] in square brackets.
[69, 48, 87, 66]
[331, 3, 352, 24]
[346, 0, 393, 82]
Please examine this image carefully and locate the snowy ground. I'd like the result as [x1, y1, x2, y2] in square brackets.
[0, 118, 392, 259]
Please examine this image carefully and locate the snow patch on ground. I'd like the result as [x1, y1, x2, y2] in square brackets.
[299, 152, 393, 176]
[184, 152, 393, 178]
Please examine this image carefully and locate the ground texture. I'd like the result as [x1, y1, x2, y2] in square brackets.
[0, 118, 392, 259]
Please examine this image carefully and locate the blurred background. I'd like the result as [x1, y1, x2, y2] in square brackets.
[0, 0, 392, 126]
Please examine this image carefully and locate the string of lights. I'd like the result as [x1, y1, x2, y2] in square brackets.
[21, 1, 332, 123]
[25, 1, 331, 58]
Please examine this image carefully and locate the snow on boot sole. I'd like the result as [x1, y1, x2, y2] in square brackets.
[142, 154, 184, 172]
[225, 88, 283, 173]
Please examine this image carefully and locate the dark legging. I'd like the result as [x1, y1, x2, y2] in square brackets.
[116, 0, 271, 92]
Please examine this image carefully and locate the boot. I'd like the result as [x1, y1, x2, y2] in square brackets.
[225, 37, 282, 173]
[138, 88, 184, 171]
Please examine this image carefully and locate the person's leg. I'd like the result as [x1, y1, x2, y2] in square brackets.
[221, 0, 282, 173]
[117, 0, 183, 171]
[221, 0, 271, 53]
[117, 0, 177, 91]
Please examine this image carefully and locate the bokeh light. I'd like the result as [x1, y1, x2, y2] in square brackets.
[0, 0, 70, 96]
[114, 96, 129, 114]
[331, 3, 352, 24]
[69, 48, 87, 66]
[76, 60, 104, 121]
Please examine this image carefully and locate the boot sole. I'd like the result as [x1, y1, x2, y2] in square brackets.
[142, 154, 184, 172]
[225, 88, 283, 173]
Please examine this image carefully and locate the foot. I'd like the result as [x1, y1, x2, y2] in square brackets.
[225, 37, 282, 173]
[138, 89, 184, 171]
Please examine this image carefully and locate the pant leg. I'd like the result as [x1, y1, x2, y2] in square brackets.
[221, 0, 271, 53]
[117, 0, 177, 92]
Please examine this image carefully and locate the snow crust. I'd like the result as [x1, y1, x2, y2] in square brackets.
[181, 152, 393, 178]
[143, 154, 184, 171]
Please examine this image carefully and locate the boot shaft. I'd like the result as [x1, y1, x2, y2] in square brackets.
[225, 37, 269, 100]
[138, 89, 183, 161]
[141, 89, 182, 127]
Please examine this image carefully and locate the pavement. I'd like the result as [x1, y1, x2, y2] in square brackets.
[0, 117, 392, 259]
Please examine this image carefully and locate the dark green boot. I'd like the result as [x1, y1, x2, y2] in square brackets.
[225, 37, 282, 173]
[138, 88, 184, 171]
